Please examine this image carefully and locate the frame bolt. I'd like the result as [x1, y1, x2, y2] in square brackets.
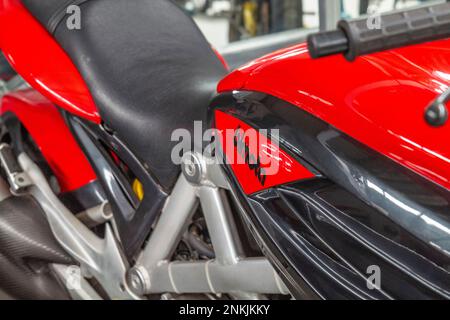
[126, 267, 149, 296]
[181, 152, 204, 185]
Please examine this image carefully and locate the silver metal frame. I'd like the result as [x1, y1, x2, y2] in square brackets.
[128, 152, 289, 297]
[7, 149, 288, 299]
[52, 264, 102, 300]
[17, 153, 138, 299]
[0, 75, 28, 99]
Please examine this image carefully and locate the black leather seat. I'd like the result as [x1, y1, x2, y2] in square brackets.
[22, 0, 227, 190]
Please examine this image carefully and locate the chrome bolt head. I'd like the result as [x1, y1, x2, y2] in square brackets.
[126, 267, 149, 296]
[181, 152, 203, 184]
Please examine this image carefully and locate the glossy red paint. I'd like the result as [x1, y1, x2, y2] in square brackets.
[218, 39, 450, 190]
[214, 110, 315, 194]
[0, 89, 97, 192]
[0, 0, 100, 123]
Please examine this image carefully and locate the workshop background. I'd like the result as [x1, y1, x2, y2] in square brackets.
[173, 0, 443, 70]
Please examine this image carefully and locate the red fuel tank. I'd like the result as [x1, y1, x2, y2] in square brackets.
[218, 39, 450, 190]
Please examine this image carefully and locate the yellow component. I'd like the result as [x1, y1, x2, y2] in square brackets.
[243, 1, 258, 37]
[132, 179, 144, 201]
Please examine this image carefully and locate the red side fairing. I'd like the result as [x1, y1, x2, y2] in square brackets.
[0, 89, 97, 192]
[0, 0, 100, 123]
[214, 110, 315, 195]
[0, 0, 101, 192]
[218, 39, 450, 190]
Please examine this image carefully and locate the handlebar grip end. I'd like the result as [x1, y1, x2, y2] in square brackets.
[307, 30, 349, 59]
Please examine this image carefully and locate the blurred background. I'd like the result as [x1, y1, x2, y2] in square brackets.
[172, 0, 446, 68]
[0, 0, 447, 82]
[178, 0, 442, 47]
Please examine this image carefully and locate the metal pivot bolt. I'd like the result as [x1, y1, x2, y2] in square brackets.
[0, 144, 31, 192]
[181, 152, 204, 185]
[126, 266, 150, 297]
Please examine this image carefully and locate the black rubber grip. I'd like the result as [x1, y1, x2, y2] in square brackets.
[307, 29, 348, 59]
[308, 2, 450, 61]
[341, 2, 450, 61]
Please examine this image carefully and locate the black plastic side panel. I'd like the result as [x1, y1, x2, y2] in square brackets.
[66, 114, 167, 260]
[250, 179, 450, 299]
[249, 186, 386, 299]
[209, 92, 450, 299]
[59, 180, 106, 214]
[212, 92, 450, 261]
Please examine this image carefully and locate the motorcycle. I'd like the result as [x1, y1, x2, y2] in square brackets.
[0, 0, 449, 300]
